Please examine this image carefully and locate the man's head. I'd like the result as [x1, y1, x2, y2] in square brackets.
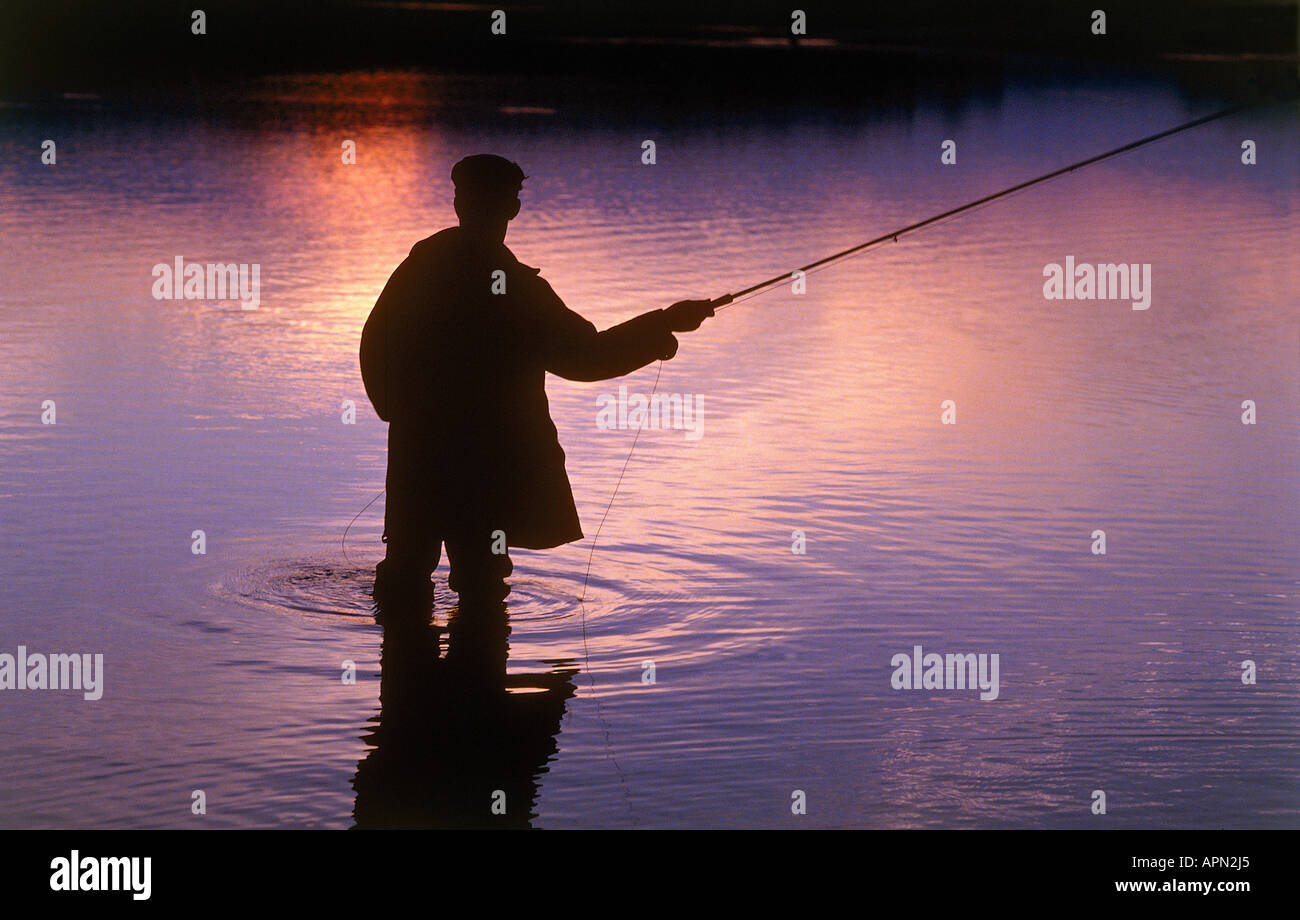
[452, 154, 526, 244]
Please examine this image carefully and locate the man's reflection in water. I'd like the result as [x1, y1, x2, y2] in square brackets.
[352, 598, 577, 828]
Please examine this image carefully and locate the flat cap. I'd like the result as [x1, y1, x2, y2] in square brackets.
[451, 154, 527, 197]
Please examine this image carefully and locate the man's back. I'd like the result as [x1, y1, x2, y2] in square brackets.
[361, 226, 579, 549]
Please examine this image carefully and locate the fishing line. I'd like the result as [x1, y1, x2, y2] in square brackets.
[341, 488, 384, 566]
[573, 358, 664, 825]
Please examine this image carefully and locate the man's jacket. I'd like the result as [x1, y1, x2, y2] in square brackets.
[360, 227, 676, 549]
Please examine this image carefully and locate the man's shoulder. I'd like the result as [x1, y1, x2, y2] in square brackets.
[513, 260, 563, 308]
[500, 248, 561, 303]
[509, 250, 542, 277]
[405, 230, 535, 273]
[408, 227, 460, 260]
[397, 230, 562, 304]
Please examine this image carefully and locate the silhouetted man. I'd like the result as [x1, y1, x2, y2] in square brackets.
[361, 154, 715, 608]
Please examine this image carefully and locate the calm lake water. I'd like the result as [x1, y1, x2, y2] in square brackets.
[1, 64, 1297, 828]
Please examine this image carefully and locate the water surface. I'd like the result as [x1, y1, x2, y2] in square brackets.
[0, 66, 1296, 828]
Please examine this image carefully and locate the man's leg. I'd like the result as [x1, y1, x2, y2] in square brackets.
[374, 423, 445, 610]
[444, 525, 513, 603]
[374, 484, 442, 611]
[375, 526, 440, 604]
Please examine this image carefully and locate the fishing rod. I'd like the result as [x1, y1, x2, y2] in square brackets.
[709, 103, 1248, 310]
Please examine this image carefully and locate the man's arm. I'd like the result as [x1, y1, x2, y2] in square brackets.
[536, 280, 716, 382]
